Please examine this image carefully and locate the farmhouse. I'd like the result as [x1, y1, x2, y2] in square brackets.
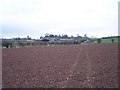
[38, 34, 92, 43]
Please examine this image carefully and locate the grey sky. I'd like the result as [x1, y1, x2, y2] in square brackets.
[0, 0, 119, 39]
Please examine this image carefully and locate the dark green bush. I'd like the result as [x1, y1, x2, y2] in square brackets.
[97, 39, 102, 43]
[111, 38, 114, 42]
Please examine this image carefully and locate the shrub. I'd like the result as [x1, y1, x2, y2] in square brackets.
[2, 41, 12, 48]
[97, 39, 102, 43]
[111, 38, 114, 43]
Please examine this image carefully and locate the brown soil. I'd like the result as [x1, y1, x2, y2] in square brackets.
[2, 43, 119, 88]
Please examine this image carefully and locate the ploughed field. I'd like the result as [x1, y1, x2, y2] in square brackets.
[2, 43, 118, 88]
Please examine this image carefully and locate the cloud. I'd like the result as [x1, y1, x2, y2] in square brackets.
[0, 0, 119, 38]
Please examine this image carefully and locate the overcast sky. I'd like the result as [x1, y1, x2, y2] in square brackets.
[0, 0, 119, 39]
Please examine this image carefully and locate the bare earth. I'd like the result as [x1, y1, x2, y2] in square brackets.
[2, 43, 118, 88]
